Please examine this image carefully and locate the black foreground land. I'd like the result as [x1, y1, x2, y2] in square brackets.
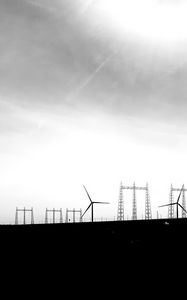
[1, 218, 187, 256]
[1, 218, 186, 291]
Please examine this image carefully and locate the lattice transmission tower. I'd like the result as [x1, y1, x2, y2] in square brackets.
[182, 189, 186, 218]
[65, 208, 82, 223]
[15, 207, 34, 225]
[145, 183, 152, 220]
[132, 182, 137, 220]
[117, 181, 124, 220]
[117, 182, 152, 220]
[168, 184, 174, 219]
[45, 208, 63, 224]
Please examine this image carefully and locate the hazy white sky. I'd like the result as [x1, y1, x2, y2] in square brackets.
[1, 0, 187, 223]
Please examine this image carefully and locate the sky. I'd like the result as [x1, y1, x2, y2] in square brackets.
[1, 0, 187, 223]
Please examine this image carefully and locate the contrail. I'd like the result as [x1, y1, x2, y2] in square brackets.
[65, 54, 113, 102]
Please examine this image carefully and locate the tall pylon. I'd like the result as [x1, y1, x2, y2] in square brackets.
[132, 182, 137, 220]
[182, 188, 186, 218]
[121, 182, 151, 220]
[15, 207, 34, 225]
[45, 208, 63, 224]
[145, 183, 152, 219]
[168, 184, 174, 219]
[65, 208, 82, 223]
[117, 181, 124, 220]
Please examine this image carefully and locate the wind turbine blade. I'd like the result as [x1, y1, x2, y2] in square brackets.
[83, 185, 93, 203]
[93, 202, 110, 204]
[177, 184, 184, 203]
[81, 203, 92, 219]
[159, 203, 177, 208]
[178, 203, 187, 214]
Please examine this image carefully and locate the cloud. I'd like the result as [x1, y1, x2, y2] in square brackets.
[0, 1, 102, 102]
[0, 0, 187, 127]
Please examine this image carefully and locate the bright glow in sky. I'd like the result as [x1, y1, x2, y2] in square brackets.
[0, 102, 186, 223]
[95, 0, 187, 43]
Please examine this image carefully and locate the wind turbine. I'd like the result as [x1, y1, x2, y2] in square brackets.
[81, 186, 110, 222]
[159, 184, 187, 219]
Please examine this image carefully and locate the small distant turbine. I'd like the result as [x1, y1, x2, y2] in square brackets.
[81, 185, 110, 222]
[159, 184, 187, 219]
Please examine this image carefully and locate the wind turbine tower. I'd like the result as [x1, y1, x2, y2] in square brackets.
[169, 185, 187, 218]
[82, 186, 109, 222]
[160, 185, 187, 219]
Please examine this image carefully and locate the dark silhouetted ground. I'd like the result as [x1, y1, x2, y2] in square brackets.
[1, 218, 186, 294]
